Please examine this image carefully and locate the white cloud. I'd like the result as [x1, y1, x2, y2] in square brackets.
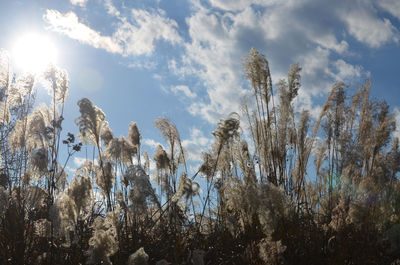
[143, 138, 163, 150]
[104, 0, 121, 17]
[377, 0, 400, 21]
[127, 60, 158, 70]
[208, 0, 280, 11]
[45, 0, 400, 126]
[340, 7, 399, 48]
[171, 0, 400, 124]
[178, 3, 339, 123]
[171, 85, 197, 98]
[332, 59, 362, 82]
[182, 128, 213, 162]
[44, 8, 182, 56]
[73, 156, 89, 168]
[70, 0, 88, 7]
[44, 10, 122, 54]
[114, 9, 182, 56]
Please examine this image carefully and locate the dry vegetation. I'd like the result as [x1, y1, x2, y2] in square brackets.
[0, 48, 400, 264]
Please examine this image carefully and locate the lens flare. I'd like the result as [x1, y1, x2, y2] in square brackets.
[12, 33, 57, 73]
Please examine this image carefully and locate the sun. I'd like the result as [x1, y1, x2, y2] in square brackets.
[12, 33, 58, 73]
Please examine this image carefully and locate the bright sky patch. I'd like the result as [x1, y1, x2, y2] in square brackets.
[12, 33, 57, 73]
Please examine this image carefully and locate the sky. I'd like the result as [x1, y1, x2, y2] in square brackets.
[0, 0, 400, 173]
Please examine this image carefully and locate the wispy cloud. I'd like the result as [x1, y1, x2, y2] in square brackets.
[44, 10, 122, 54]
[171, 85, 197, 99]
[143, 138, 163, 150]
[332, 59, 362, 82]
[340, 5, 399, 48]
[377, 0, 400, 20]
[182, 128, 213, 162]
[114, 9, 182, 56]
[44, 7, 182, 56]
[170, 0, 391, 123]
[45, 0, 399, 126]
[127, 60, 158, 70]
[73, 156, 89, 168]
[70, 0, 88, 7]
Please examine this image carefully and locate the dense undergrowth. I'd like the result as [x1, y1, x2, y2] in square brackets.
[0, 48, 400, 264]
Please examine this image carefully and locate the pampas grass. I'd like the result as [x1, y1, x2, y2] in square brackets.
[0, 48, 399, 265]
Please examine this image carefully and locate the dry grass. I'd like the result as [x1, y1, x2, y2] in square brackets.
[0, 49, 399, 264]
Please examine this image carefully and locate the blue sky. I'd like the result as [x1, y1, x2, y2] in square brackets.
[1, 0, 400, 173]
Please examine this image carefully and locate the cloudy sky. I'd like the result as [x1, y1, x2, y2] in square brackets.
[1, 0, 400, 170]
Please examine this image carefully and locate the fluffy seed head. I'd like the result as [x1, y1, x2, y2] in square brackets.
[128, 247, 148, 265]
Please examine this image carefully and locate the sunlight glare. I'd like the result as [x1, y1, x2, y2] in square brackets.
[12, 33, 57, 73]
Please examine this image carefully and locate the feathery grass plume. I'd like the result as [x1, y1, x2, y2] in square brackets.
[314, 141, 327, 177]
[346, 199, 371, 226]
[275, 64, 301, 168]
[128, 121, 141, 147]
[75, 98, 106, 146]
[0, 100, 10, 125]
[153, 144, 171, 196]
[258, 236, 286, 265]
[311, 82, 344, 138]
[143, 150, 150, 173]
[101, 122, 114, 147]
[244, 48, 272, 102]
[127, 247, 149, 265]
[49, 193, 78, 238]
[172, 173, 199, 203]
[104, 136, 137, 164]
[7, 85, 23, 106]
[154, 145, 169, 171]
[234, 139, 257, 184]
[43, 64, 69, 103]
[277, 80, 290, 156]
[26, 104, 53, 151]
[154, 118, 179, 145]
[257, 183, 289, 233]
[33, 218, 52, 238]
[297, 110, 310, 156]
[116, 190, 126, 209]
[25, 186, 48, 212]
[21, 170, 33, 186]
[154, 117, 187, 174]
[0, 186, 8, 217]
[53, 162, 68, 192]
[287, 63, 301, 100]
[120, 136, 137, 163]
[328, 194, 348, 231]
[19, 73, 35, 93]
[212, 113, 240, 145]
[29, 148, 49, 175]
[0, 49, 9, 89]
[86, 208, 120, 265]
[76, 160, 98, 177]
[66, 174, 93, 216]
[96, 161, 114, 198]
[104, 137, 121, 160]
[199, 152, 215, 178]
[125, 165, 160, 211]
[293, 110, 310, 196]
[223, 177, 258, 230]
[5, 73, 35, 107]
[373, 101, 395, 151]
